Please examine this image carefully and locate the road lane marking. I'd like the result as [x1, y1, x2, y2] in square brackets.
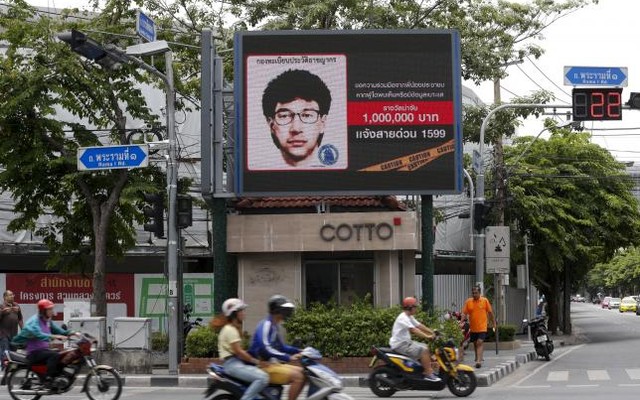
[567, 384, 599, 388]
[587, 370, 610, 381]
[548, 371, 569, 381]
[513, 343, 585, 387]
[515, 385, 552, 389]
[619, 384, 640, 387]
[626, 369, 640, 380]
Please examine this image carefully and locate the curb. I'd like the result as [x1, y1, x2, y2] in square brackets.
[475, 351, 537, 387]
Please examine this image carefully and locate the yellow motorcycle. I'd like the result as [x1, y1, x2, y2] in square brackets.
[368, 334, 476, 397]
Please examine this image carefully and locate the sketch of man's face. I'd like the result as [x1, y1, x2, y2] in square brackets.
[268, 98, 327, 166]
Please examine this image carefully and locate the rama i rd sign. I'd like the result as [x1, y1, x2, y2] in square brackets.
[564, 66, 628, 87]
[77, 144, 149, 171]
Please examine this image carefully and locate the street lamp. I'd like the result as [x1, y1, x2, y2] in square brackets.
[474, 103, 573, 291]
[507, 120, 575, 170]
[58, 31, 180, 375]
[57, 29, 127, 70]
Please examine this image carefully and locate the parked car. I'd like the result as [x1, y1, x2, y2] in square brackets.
[619, 297, 637, 313]
[601, 296, 612, 308]
[608, 297, 622, 309]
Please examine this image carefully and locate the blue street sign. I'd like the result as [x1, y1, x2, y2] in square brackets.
[136, 10, 156, 42]
[77, 144, 149, 171]
[564, 66, 628, 87]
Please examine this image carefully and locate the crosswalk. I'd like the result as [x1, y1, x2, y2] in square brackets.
[516, 369, 640, 388]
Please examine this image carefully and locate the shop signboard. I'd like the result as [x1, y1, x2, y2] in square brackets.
[5, 273, 135, 320]
[234, 30, 463, 195]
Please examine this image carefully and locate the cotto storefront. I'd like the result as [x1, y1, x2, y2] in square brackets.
[227, 197, 421, 330]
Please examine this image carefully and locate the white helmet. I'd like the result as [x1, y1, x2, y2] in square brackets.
[222, 298, 248, 317]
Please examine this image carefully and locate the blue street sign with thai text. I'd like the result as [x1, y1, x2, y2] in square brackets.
[77, 144, 149, 171]
[564, 66, 628, 87]
[136, 10, 156, 42]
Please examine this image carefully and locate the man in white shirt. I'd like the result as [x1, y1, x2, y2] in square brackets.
[389, 297, 440, 382]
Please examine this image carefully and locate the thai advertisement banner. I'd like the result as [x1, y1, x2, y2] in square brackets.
[235, 30, 463, 195]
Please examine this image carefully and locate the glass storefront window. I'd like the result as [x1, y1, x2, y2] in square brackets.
[304, 260, 373, 306]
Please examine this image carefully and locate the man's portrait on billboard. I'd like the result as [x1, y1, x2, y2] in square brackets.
[245, 55, 348, 170]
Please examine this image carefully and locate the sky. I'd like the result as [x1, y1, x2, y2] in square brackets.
[467, 0, 640, 163]
[25, 0, 640, 162]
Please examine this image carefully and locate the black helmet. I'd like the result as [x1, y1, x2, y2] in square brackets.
[268, 295, 295, 320]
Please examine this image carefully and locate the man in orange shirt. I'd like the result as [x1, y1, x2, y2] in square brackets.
[461, 286, 496, 369]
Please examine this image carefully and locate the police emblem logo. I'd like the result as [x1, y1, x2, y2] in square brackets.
[318, 144, 339, 166]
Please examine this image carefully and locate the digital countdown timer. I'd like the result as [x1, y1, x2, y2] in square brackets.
[572, 88, 623, 121]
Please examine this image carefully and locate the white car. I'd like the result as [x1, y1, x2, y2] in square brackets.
[608, 297, 622, 309]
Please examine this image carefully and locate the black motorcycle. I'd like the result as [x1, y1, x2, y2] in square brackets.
[525, 316, 554, 361]
[183, 303, 203, 337]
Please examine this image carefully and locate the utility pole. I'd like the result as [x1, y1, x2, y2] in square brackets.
[475, 103, 573, 328]
[492, 76, 507, 326]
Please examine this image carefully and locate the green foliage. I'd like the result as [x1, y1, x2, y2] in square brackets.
[284, 300, 462, 357]
[485, 325, 516, 342]
[185, 326, 218, 358]
[151, 331, 169, 352]
[588, 247, 640, 295]
[504, 123, 640, 329]
[0, 0, 166, 316]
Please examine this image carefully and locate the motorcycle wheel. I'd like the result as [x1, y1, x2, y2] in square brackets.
[84, 367, 123, 400]
[7, 367, 42, 400]
[546, 341, 555, 356]
[446, 370, 477, 397]
[210, 394, 237, 400]
[368, 366, 398, 398]
[537, 343, 550, 361]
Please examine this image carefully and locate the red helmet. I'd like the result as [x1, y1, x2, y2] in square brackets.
[402, 297, 418, 309]
[37, 299, 55, 312]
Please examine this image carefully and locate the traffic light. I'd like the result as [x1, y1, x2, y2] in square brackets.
[473, 202, 491, 231]
[143, 193, 165, 238]
[627, 92, 640, 109]
[177, 195, 193, 229]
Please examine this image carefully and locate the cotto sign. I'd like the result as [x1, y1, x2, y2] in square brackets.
[320, 222, 394, 242]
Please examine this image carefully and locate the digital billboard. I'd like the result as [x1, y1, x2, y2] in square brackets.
[234, 30, 463, 195]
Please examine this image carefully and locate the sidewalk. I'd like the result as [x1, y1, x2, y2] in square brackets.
[113, 332, 581, 388]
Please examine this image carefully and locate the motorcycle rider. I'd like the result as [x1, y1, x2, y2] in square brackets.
[11, 299, 73, 387]
[248, 295, 305, 400]
[389, 297, 441, 382]
[216, 298, 270, 400]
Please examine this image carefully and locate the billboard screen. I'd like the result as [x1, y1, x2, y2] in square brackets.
[235, 30, 463, 195]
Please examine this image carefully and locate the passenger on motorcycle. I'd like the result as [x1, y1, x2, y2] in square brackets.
[389, 297, 441, 382]
[214, 298, 269, 400]
[248, 295, 305, 400]
[11, 299, 73, 387]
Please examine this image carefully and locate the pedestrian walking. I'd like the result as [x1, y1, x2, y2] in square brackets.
[0, 290, 23, 362]
[461, 285, 496, 369]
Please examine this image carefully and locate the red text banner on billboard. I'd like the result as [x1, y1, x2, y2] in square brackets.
[234, 30, 463, 195]
[6, 273, 135, 317]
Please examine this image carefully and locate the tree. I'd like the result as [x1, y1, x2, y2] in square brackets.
[504, 122, 640, 332]
[0, 0, 166, 316]
[588, 247, 640, 297]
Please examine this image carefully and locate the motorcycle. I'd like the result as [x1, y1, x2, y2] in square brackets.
[1, 332, 122, 400]
[444, 310, 470, 353]
[204, 347, 354, 400]
[184, 303, 203, 337]
[525, 316, 554, 361]
[368, 332, 477, 398]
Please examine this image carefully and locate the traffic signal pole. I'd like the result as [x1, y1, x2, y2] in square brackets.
[475, 103, 571, 294]
[164, 49, 180, 376]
